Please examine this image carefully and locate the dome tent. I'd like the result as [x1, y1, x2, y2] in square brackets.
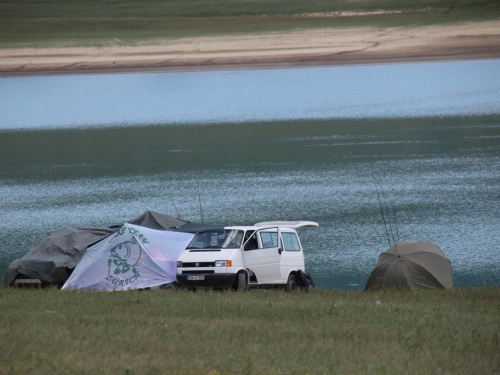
[364, 241, 453, 291]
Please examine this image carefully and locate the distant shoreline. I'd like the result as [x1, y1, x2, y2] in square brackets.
[1, 20, 500, 76]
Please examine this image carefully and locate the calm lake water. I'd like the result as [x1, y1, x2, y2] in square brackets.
[1, 59, 499, 289]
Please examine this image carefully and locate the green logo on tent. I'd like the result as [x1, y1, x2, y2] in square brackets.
[106, 236, 142, 287]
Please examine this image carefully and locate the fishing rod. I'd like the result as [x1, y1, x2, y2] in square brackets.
[379, 180, 396, 245]
[375, 184, 392, 247]
[370, 167, 392, 247]
[197, 184, 204, 224]
[390, 201, 400, 242]
[168, 193, 181, 219]
[373, 167, 402, 244]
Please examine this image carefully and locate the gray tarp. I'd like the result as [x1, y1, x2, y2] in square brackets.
[364, 241, 454, 291]
[2, 227, 117, 287]
[128, 210, 188, 231]
[2, 211, 189, 287]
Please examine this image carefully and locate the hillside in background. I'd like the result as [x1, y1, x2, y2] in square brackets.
[1, 0, 499, 46]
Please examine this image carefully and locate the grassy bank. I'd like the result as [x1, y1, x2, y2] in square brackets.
[1, 0, 499, 47]
[0, 288, 499, 374]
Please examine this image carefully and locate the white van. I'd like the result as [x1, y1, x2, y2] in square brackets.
[176, 221, 318, 290]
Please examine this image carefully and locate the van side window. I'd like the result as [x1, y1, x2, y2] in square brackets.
[282, 232, 301, 251]
[244, 232, 259, 251]
[260, 232, 278, 248]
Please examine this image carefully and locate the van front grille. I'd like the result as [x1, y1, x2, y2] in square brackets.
[181, 262, 215, 268]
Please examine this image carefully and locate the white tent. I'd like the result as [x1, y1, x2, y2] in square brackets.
[62, 223, 194, 291]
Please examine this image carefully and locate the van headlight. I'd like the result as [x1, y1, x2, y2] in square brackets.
[177, 261, 182, 268]
[215, 260, 232, 267]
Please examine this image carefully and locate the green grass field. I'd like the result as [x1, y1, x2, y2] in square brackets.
[0, 287, 499, 374]
[1, 0, 499, 47]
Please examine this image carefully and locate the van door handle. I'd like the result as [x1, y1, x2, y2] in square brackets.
[278, 248, 282, 254]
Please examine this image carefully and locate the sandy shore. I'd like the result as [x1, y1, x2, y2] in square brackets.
[1, 20, 499, 76]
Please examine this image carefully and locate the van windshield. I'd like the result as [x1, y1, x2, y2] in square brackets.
[186, 230, 244, 250]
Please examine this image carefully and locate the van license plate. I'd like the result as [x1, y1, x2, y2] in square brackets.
[187, 275, 205, 281]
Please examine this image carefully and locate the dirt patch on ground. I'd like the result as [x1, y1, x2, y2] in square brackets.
[1, 20, 499, 76]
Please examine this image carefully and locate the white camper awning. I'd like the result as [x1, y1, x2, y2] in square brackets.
[254, 221, 319, 229]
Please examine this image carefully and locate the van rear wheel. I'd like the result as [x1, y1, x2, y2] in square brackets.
[233, 272, 246, 291]
[286, 274, 297, 292]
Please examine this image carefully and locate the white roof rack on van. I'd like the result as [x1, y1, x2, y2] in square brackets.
[254, 221, 319, 229]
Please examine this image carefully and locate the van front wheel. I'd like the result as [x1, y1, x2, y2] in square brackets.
[286, 274, 297, 292]
[233, 272, 246, 291]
